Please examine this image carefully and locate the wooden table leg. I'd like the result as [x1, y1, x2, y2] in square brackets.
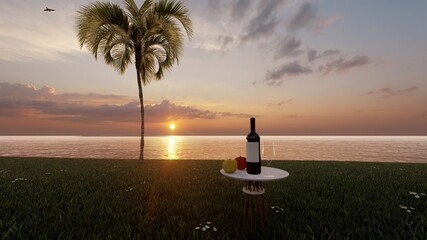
[243, 181, 267, 231]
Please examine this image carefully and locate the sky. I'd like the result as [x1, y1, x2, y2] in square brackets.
[0, 0, 426, 136]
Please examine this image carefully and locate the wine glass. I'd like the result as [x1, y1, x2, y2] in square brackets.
[270, 142, 276, 166]
[262, 142, 275, 165]
[262, 141, 276, 177]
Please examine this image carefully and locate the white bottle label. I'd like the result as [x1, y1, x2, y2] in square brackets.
[246, 142, 260, 163]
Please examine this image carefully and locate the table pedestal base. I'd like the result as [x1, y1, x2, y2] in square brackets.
[243, 181, 267, 230]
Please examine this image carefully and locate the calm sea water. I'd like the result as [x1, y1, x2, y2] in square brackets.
[0, 136, 426, 163]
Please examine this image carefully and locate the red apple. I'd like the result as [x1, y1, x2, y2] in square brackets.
[235, 156, 246, 170]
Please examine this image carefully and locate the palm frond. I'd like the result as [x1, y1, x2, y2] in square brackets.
[125, 0, 140, 26]
[140, 0, 154, 14]
[103, 38, 133, 73]
[75, 1, 132, 73]
[141, 53, 156, 85]
[159, 21, 184, 65]
[125, 0, 139, 18]
[154, 0, 193, 38]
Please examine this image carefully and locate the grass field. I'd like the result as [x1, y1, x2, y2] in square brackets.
[1, 157, 426, 239]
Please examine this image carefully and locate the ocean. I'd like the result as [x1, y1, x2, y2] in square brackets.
[0, 136, 426, 163]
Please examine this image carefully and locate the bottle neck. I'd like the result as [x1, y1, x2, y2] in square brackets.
[250, 118, 256, 132]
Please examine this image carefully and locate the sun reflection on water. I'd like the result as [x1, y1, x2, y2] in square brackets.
[167, 136, 177, 160]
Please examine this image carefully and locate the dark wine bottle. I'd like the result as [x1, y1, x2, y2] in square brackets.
[246, 117, 261, 174]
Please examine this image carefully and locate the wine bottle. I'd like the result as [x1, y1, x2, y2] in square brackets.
[246, 117, 261, 174]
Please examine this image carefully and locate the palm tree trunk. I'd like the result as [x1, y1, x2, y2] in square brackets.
[138, 82, 144, 161]
[136, 65, 144, 162]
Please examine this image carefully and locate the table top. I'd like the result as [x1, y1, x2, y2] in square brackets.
[220, 166, 289, 181]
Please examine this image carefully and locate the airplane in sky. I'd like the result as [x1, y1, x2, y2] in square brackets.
[44, 7, 55, 12]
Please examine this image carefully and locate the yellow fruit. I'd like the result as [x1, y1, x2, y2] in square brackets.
[223, 159, 237, 173]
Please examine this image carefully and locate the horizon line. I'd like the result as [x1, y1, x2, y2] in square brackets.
[1, 135, 426, 138]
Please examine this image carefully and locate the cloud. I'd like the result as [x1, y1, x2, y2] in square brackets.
[0, 83, 141, 123]
[207, 0, 222, 11]
[319, 55, 371, 74]
[145, 100, 216, 122]
[0, 82, 132, 105]
[0, 82, 252, 124]
[277, 98, 294, 106]
[43, 102, 140, 123]
[0, 82, 56, 100]
[217, 35, 235, 53]
[193, 42, 222, 51]
[314, 15, 341, 33]
[240, 0, 286, 42]
[267, 98, 294, 107]
[146, 100, 254, 122]
[287, 3, 339, 34]
[283, 114, 299, 119]
[274, 36, 303, 59]
[263, 61, 312, 85]
[399, 86, 418, 94]
[287, 2, 317, 33]
[190, 0, 354, 76]
[364, 86, 419, 97]
[307, 49, 340, 62]
[365, 88, 394, 97]
[231, 1, 359, 84]
[230, 0, 254, 21]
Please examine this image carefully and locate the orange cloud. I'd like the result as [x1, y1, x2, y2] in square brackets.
[319, 55, 371, 74]
[0, 82, 253, 135]
[364, 86, 419, 97]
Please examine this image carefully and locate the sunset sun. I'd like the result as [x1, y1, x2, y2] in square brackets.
[169, 123, 176, 130]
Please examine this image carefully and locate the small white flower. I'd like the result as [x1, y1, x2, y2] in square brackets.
[409, 207, 415, 210]
[202, 227, 206, 231]
[206, 222, 211, 225]
[195, 227, 200, 230]
[420, 193, 426, 196]
[415, 195, 420, 199]
[407, 210, 411, 213]
[11, 178, 27, 183]
[409, 191, 417, 195]
[213, 227, 218, 231]
[399, 205, 407, 209]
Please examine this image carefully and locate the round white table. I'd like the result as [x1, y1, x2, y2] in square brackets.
[220, 167, 289, 230]
[220, 167, 289, 181]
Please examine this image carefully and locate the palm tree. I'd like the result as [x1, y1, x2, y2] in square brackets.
[75, 0, 192, 161]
